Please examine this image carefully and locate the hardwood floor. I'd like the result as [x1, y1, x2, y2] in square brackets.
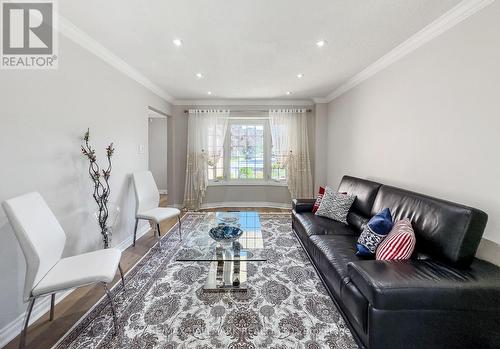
[4, 196, 289, 349]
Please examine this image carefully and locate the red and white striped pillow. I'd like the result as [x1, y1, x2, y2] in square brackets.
[376, 218, 416, 260]
[312, 186, 325, 213]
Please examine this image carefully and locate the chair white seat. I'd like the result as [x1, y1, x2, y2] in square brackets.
[132, 171, 181, 246]
[32, 248, 121, 297]
[2, 192, 125, 348]
[136, 207, 181, 224]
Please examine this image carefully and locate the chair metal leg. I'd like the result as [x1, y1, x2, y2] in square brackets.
[178, 215, 182, 240]
[103, 283, 118, 333]
[118, 263, 125, 290]
[49, 294, 55, 321]
[19, 297, 36, 349]
[156, 223, 161, 248]
[132, 218, 139, 247]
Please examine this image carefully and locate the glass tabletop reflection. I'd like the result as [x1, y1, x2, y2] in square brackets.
[175, 211, 267, 262]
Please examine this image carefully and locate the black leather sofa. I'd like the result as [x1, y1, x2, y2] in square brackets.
[292, 175, 500, 349]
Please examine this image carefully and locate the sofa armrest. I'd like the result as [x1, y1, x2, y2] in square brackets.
[292, 198, 316, 213]
[347, 259, 500, 311]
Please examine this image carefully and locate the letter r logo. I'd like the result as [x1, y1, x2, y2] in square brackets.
[2, 2, 53, 54]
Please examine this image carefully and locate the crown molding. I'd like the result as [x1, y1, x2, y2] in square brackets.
[313, 97, 329, 104]
[172, 99, 314, 106]
[57, 15, 175, 103]
[0, 291, 73, 349]
[56, 0, 493, 107]
[322, 0, 494, 103]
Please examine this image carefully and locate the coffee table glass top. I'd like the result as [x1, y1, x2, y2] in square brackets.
[175, 211, 267, 262]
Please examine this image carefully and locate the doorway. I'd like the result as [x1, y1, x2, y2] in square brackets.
[148, 108, 168, 195]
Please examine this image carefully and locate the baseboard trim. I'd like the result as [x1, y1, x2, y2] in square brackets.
[199, 201, 291, 210]
[158, 189, 168, 195]
[0, 290, 73, 349]
[115, 224, 151, 251]
[0, 225, 151, 348]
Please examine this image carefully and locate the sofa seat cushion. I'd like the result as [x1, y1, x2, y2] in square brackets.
[348, 259, 500, 311]
[294, 212, 358, 237]
[309, 234, 362, 295]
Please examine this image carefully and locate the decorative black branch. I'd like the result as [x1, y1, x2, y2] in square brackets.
[81, 129, 115, 248]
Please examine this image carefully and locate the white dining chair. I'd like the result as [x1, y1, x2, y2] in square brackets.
[2, 192, 125, 349]
[132, 171, 181, 247]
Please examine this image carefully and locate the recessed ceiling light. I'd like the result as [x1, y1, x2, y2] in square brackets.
[207, 91, 212, 95]
[297, 73, 304, 78]
[286, 91, 292, 95]
[172, 39, 182, 46]
[196, 73, 203, 78]
[316, 40, 327, 47]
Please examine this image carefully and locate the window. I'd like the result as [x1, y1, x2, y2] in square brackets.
[230, 122, 265, 180]
[209, 118, 287, 184]
[271, 153, 287, 181]
[270, 122, 288, 181]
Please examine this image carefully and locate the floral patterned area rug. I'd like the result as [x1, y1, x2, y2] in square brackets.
[54, 212, 357, 349]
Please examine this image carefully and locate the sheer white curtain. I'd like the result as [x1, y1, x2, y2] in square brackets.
[269, 109, 313, 199]
[184, 110, 229, 209]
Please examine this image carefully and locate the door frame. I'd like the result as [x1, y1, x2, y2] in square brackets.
[147, 106, 169, 194]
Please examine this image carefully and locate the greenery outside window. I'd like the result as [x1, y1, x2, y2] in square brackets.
[208, 118, 287, 184]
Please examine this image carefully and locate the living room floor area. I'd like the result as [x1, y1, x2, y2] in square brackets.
[3, 196, 289, 349]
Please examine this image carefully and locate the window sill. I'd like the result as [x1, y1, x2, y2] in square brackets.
[207, 180, 288, 187]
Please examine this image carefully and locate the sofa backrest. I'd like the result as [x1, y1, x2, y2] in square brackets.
[338, 176, 382, 232]
[371, 185, 487, 266]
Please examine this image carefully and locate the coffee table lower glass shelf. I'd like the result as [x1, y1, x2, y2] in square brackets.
[175, 212, 267, 292]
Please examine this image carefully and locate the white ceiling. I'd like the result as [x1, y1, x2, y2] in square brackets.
[59, 0, 461, 101]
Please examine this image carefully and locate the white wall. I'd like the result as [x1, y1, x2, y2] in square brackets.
[0, 35, 171, 340]
[148, 117, 168, 191]
[326, 2, 500, 265]
[314, 103, 328, 189]
[169, 104, 316, 207]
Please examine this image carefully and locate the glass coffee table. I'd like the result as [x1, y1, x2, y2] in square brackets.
[175, 211, 266, 292]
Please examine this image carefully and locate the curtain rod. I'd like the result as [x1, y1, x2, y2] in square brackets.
[183, 109, 312, 114]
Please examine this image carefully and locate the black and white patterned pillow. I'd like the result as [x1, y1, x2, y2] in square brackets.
[357, 226, 386, 254]
[314, 187, 356, 224]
